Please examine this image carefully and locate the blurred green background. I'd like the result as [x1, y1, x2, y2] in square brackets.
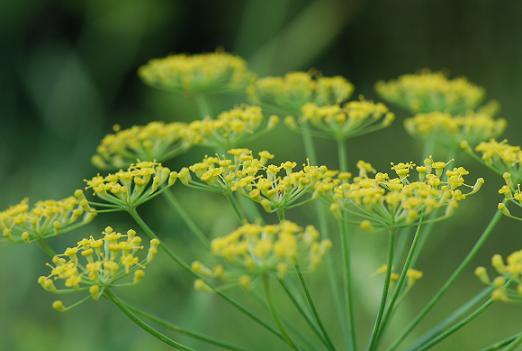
[1, 0, 522, 350]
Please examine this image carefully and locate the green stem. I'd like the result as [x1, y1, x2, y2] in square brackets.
[374, 220, 424, 347]
[226, 193, 245, 221]
[505, 334, 522, 351]
[263, 276, 300, 351]
[301, 121, 348, 345]
[367, 230, 396, 351]
[278, 279, 333, 350]
[387, 209, 503, 351]
[337, 138, 348, 172]
[122, 299, 253, 351]
[295, 265, 337, 351]
[163, 190, 209, 248]
[339, 214, 358, 351]
[481, 332, 522, 351]
[195, 95, 212, 119]
[411, 299, 493, 351]
[127, 208, 284, 342]
[36, 239, 56, 257]
[105, 290, 196, 351]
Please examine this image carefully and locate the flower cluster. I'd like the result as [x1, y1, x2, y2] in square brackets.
[39, 226, 160, 311]
[92, 122, 194, 170]
[178, 149, 334, 213]
[405, 112, 506, 147]
[292, 99, 395, 140]
[248, 72, 354, 115]
[86, 162, 177, 210]
[192, 221, 331, 290]
[316, 158, 484, 230]
[475, 251, 522, 303]
[376, 264, 424, 288]
[188, 106, 279, 150]
[0, 191, 95, 244]
[376, 71, 485, 115]
[463, 139, 522, 182]
[139, 51, 252, 94]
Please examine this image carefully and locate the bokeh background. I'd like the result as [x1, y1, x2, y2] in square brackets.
[1, 0, 522, 350]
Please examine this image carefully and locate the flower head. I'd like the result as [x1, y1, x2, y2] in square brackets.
[192, 221, 331, 289]
[376, 71, 485, 115]
[300, 99, 395, 140]
[139, 51, 253, 94]
[375, 264, 424, 288]
[0, 191, 95, 244]
[39, 226, 160, 311]
[92, 122, 194, 170]
[86, 162, 177, 210]
[405, 112, 506, 147]
[249, 72, 354, 115]
[464, 139, 522, 182]
[188, 106, 279, 150]
[317, 157, 483, 230]
[475, 251, 522, 303]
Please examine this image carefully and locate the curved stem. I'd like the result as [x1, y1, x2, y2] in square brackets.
[374, 220, 424, 347]
[127, 207, 284, 342]
[162, 190, 209, 248]
[387, 209, 503, 351]
[339, 215, 358, 351]
[481, 331, 522, 351]
[367, 230, 396, 351]
[278, 279, 333, 350]
[121, 299, 253, 351]
[37, 239, 56, 257]
[226, 194, 245, 221]
[411, 299, 493, 351]
[295, 265, 337, 351]
[263, 276, 300, 351]
[105, 290, 196, 351]
[505, 334, 522, 351]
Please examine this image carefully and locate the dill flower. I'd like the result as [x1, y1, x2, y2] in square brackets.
[249, 72, 354, 115]
[179, 149, 335, 213]
[405, 112, 506, 147]
[497, 173, 522, 221]
[92, 122, 194, 170]
[139, 51, 253, 95]
[475, 251, 522, 303]
[376, 265, 424, 288]
[0, 191, 95, 244]
[188, 106, 279, 150]
[86, 161, 177, 210]
[316, 157, 484, 230]
[298, 99, 395, 140]
[192, 221, 331, 289]
[376, 71, 485, 115]
[463, 139, 522, 182]
[39, 226, 160, 311]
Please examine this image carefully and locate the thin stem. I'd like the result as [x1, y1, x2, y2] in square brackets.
[387, 209, 503, 351]
[278, 279, 332, 349]
[481, 331, 522, 351]
[367, 230, 396, 351]
[263, 276, 300, 351]
[127, 208, 284, 342]
[105, 290, 196, 351]
[374, 220, 424, 347]
[163, 190, 209, 248]
[295, 265, 337, 351]
[122, 299, 253, 351]
[226, 194, 245, 221]
[505, 334, 522, 351]
[411, 299, 493, 351]
[339, 214, 357, 351]
[36, 239, 56, 257]
[195, 95, 212, 118]
[337, 138, 348, 172]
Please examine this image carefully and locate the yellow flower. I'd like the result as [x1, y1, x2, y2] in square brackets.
[375, 265, 423, 288]
[39, 227, 159, 311]
[188, 106, 279, 150]
[405, 112, 506, 146]
[85, 162, 177, 210]
[193, 221, 331, 289]
[0, 191, 95, 244]
[300, 99, 395, 140]
[249, 72, 354, 115]
[376, 71, 485, 115]
[466, 139, 522, 182]
[92, 122, 194, 170]
[475, 250, 522, 303]
[139, 51, 253, 94]
[317, 157, 483, 230]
